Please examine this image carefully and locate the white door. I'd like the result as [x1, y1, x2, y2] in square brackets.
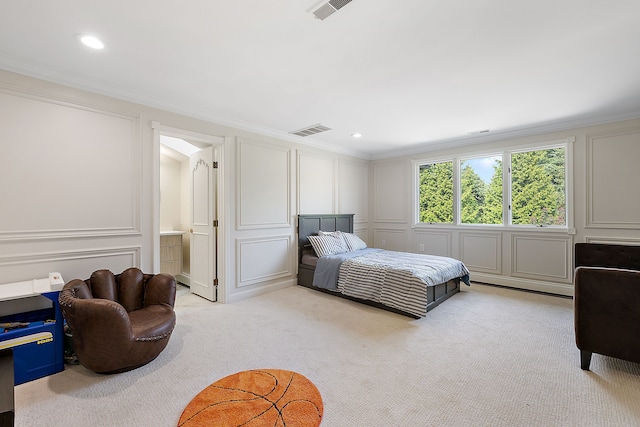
[189, 146, 217, 301]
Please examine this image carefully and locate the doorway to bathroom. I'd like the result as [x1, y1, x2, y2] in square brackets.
[155, 124, 225, 302]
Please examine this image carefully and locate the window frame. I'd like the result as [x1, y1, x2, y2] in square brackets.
[412, 137, 574, 232]
[414, 157, 456, 225]
[507, 142, 570, 228]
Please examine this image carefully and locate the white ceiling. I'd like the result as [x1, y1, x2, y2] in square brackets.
[2, 0, 639, 159]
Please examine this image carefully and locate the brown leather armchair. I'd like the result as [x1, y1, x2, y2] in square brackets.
[574, 243, 640, 370]
[58, 268, 176, 374]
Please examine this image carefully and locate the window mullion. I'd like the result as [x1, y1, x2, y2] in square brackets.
[506, 152, 512, 226]
[453, 158, 460, 225]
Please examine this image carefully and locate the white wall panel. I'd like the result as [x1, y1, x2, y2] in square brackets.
[511, 235, 571, 282]
[374, 228, 406, 251]
[415, 231, 451, 257]
[0, 247, 140, 286]
[237, 139, 291, 229]
[0, 90, 140, 240]
[460, 232, 501, 274]
[236, 236, 291, 287]
[160, 154, 182, 230]
[374, 163, 405, 222]
[585, 236, 640, 245]
[0, 70, 377, 302]
[586, 128, 640, 229]
[298, 152, 335, 214]
[353, 227, 369, 245]
[339, 158, 369, 222]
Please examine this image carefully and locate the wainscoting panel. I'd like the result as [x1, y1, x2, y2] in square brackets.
[237, 139, 291, 229]
[297, 151, 335, 214]
[0, 90, 141, 241]
[353, 227, 369, 245]
[339, 158, 369, 223]
[415, 230, 451, 257]
[459, 232, 501, 274]
[586, 128, 640, 229]
[373, 163, 406, 223]
[511, 234, 572, 283]
[236, 236, 292, 287]
[374, 228, 406, 252]
[0, 247, 141, 286]
[585, 236, 640, 245]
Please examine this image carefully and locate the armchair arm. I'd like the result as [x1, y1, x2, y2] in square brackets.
[574, 266, 640, 364]
[59, 282, 135, 354]
[70, 298, 134, 341]
[59, 279, 92, 303]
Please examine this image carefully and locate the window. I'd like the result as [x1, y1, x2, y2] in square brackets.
[460, 156, 502, 225]
[510, 147, 566, 226]
[415, 139, 570, 228]
[418, 161, 453, 223]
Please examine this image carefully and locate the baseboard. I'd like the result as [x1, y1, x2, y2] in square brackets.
[227, 278, 297, 303]
[175, 273, 190, 286]
[470, 272, 574, 297]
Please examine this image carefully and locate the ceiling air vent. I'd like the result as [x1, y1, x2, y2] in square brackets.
[290, 124, 332, 137]
[311, 0, 354, 20]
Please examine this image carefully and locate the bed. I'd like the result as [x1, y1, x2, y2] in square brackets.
[297, 214, 470, 318]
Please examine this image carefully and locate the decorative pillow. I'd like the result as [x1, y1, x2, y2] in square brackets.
[341, 232, 367, 251]
[308, 234, 349, 257]
[318, 229, 349, 250]
[318, 230, 341, 237]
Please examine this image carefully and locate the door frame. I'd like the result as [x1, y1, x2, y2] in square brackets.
[152, 122, 228, 304]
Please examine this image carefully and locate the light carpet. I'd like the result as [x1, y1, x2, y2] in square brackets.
[14, 283, 640, 426]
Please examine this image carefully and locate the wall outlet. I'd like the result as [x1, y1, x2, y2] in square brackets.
[381, 239, 386, 247]
[419, 244, 425, 252]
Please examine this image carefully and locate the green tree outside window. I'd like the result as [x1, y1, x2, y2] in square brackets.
[417, 145, 566, 227]
[460, 157, 502, 224]
[419, 161, 453, 223]
[511, 148, 565, 226]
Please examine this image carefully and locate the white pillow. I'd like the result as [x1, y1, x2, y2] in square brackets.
[318, 230, 349, 250]
[341, 232, 367, 251]
[318, 230, 341, 237]
[308, 234, 349, 257]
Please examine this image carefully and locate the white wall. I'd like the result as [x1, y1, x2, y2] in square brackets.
[0, 78, 143, 283]
[371, 118, 640, 296]
[160, 153, 182, 231]
[4, 67, 636, 300]
[0, 69, 368, 303]
[225, 141, 370, 301]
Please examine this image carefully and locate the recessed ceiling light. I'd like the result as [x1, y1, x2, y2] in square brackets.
[78, 34, 104, 50]
[351, 133, 362, 138]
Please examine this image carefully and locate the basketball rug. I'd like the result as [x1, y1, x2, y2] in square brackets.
[178, 369, 323, 426]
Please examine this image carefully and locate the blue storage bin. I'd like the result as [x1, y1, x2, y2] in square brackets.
[0, 292, 64, 385]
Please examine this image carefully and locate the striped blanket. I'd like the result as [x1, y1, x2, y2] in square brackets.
[336, 250, 470, 318]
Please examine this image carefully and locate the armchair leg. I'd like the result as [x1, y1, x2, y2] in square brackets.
[580, 350, 592, 370]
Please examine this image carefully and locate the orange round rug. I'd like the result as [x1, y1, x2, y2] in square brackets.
[178, 369, 323, 427]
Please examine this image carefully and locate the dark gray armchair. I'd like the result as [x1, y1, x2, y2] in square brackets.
[574, 243, 640, 370]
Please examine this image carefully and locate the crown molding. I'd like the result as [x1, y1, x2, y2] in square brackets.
[2, 55, 638, 162]
[370, 110, 640, 160]
[0, 57, 370, 160]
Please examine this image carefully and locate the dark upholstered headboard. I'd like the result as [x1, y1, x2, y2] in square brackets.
[298, 214, 354, 261]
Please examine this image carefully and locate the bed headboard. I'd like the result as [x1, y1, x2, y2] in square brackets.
[298, 214, 354, 260]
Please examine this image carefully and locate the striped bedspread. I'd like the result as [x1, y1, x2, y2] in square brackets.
[336, 250, 470, 318]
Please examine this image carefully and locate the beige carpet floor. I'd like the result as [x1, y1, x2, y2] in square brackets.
[14, 283, 640, 426]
